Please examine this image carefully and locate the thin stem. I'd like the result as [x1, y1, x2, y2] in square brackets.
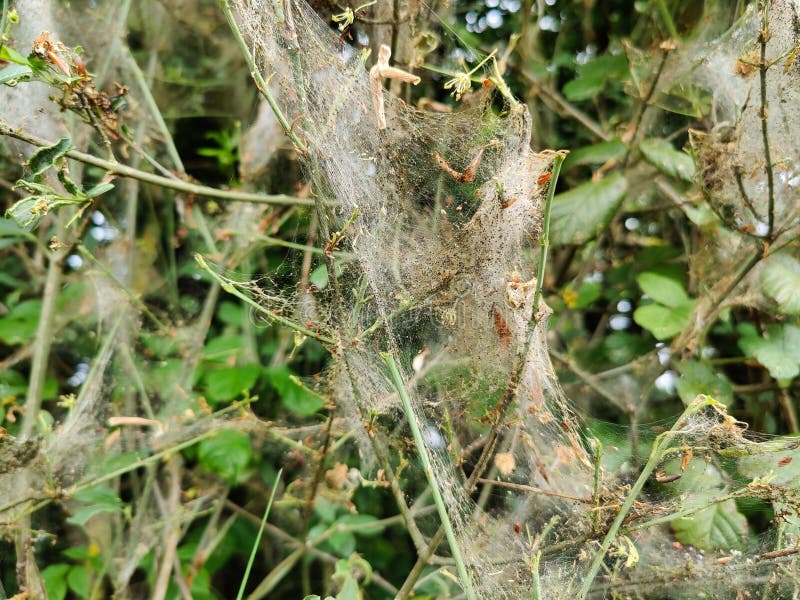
[758, 0, 776, 239]
[577, 395, 721, 599]
[195, 254, 337, 345]
[20, 243, 64, 439]
[0, 118, 312, 206]
[124, 47, 186, 172]
[624, 44, 672, 166]
[219, 0, 308, 155]
[381, 353, 477, 600]
[531, 551, 543, 600]
[237, 469, 282, 600]
[532, 151, 567, 311]
[1, 0, 10, 42]
[656, 0, 679, 39]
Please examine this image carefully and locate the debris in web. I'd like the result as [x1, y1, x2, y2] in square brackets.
[225, 0, 800, 595]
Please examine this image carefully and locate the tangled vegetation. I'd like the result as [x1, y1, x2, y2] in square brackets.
[1, 0, 799, 598]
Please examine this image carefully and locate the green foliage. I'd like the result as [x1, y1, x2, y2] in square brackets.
[562, 53, 629, 102]
[550, 173, 627, 246]
[203, 364, 260, 405]
[675, 360, 733, 407]
[633, 271, 694, 340]
[760, 253, 800, 315]
[67, 485, 124, 526]
[2, 0, 800, 597]
[198, 429, 253, 483]
[667, 460, 748, 551]
[639, 138, 695, 181]
[3, 138, 114, 230]
[0, 298, 42, 344]
[265, 365, 325, 416]
[738, 323, 800, 382]
[562, 139, 626, 171]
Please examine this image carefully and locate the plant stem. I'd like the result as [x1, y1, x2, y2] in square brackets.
[532, 151, 567, 312]
[577, 395, 720, 599]
[0, 118, 312, 206]
[219, 0, 308, 155]
[124, 47, 186, 173]
[20, 243, 64, 439]
[531, 551, 543, 600]
[381, 353, 477, 600]
[195, 254, 337, 345]
[758, 0, 776, 239]
[0, 0, 9, 41]
[656, 0, 679, 39]
[237, 469, 282, 600]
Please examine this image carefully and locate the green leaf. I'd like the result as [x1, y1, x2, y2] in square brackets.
[309, 263, 329, 290]
[217, 301, 244, 326]
[67, 485, 123, 526]
[265, 366, 325, 416]
[85, 182, 115, 198]
[737, 437, 800, 486]
[5, 195, 50, 230]
[633, 302, 693, 340]
[550, 173, 627, 246]
[562, 139, 627, 171]
[675, 360, 733, 407]
[0, 62, 33, 85]
[671, 498, 749, 550]
[0, 299, 42, 345]
[562, 73, 605, 101]
[327, 529, 357, 556]
[339, 514, 385, 537]
[41, 564, 70, 600]
[0, 45, 31, 66]
[666, 460, 748, 551]
[562, 54, 628, 101]
[564, 280, 601, 309]
[636, 271, 690, 308]
[27, 137, 73, 177]
[761, 253, 800, 315]
[57, 167, 82, 196]
[639, 138, 695, 182]
[203, 364, 261, 405]
[198, 429, 252, 483]
[739, 324, 800, 381]
[67, 565, 91, 598]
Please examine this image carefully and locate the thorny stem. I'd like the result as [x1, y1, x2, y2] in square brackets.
[0, 118, 311, 206]
[219, 0, 308, 155]
[577, 395, 722, 599]
[532, 151, 567, 313]
[759, 0, 776, 239]
[195, 254, 337, 345]
[381, 353, 477, 600]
